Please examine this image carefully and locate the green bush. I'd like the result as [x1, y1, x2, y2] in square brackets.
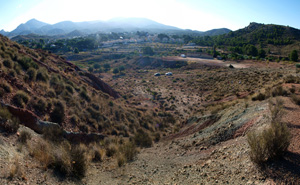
[13, 91, 30, 108]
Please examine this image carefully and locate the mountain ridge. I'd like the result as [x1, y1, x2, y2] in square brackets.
[3, 18, 231, 37]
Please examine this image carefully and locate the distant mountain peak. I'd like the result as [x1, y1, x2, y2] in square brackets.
[26, 18, 39, 23]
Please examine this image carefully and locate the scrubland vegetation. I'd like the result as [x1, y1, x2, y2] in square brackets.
[1, 21, 300, 184]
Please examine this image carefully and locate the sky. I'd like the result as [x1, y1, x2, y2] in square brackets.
[0, 0, 299, 32]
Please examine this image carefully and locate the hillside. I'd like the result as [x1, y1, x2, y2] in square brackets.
[226, 22, 300, 45]
[0, 34, 175, 137]
[193, 22, 300, 56]
[2, 30, 300, 184]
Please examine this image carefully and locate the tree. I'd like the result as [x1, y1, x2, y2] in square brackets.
[246, 45, 258, 57]
[113, 68, 119, 74]
[74, 47, 79, 54]
[103, 63, 111, 72]
[93, 63, 101, 69]
[158, 33, 169, 41]
[143, 46, 154, 56]
[88, 67, 94, 72]
[119, 66, 125, 71]
[258, 49, 266, 58]
[290, 50, 298, 62]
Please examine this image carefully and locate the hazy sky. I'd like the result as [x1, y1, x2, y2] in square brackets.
[0, 0, 299, 32]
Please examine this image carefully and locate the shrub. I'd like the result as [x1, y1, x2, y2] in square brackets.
[8, 157, 22, 179]
[70, 115, 79, 125]
[46, 89, 56, 98]
[51, 145, 72, 176]
[80, 90, 91, 102]
[31, 140, 88, 179]
[43, 126, 64, 143]
[13, 91, 30, 108]
[0, 105, 19, 133]
[3, 59, 13, 68]
[8, 69, 16, 77]
[117, 154, 126, 167]
[0, 82, 12, 93]
[252, 93, 266, 101]
[291, 94, 300, 105]
[106, 144, 117, 157]
[30, 140, 54, 169]
[65, 85, 74, 94]
[272, 86, 288, 97]
[33, 98, 47, 113]
[285, 75, 300, 83]
[247, 99, 291, 165]
[90, 145, 105, 162]
[247, 122, 291, 165]
[70, 144, 88, 179]
[17, 57, 38, 71]
[18, 130, 32, 144]
[119, 141, 138, 162]
[36, 68, 49, 82]
[134, 129, 153, 148]
[27, 68, 37, 81]
[153, 132, 161, 142]
[50, 101, 65, 124]
[50, 76, 65, 95]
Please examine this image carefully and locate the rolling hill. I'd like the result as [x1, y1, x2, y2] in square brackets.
[193, 22, 300, 56]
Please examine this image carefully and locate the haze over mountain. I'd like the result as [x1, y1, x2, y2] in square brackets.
[2, 18, 231, 38]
